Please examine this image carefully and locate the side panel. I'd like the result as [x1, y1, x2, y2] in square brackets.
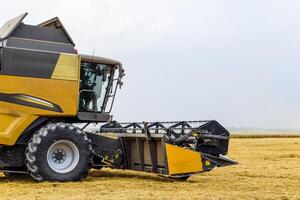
[0, 113, 37, 145]
[165, 143, 203, 175]
[51, 54, 80, 81]
[0, 53, 80, 145]
[0, 75, 78, 115]
[1, 47, 60, 79]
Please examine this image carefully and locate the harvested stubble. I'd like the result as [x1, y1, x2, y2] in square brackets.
[0, 137, 299, 200]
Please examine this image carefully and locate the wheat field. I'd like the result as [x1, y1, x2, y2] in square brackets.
[0, 137, 299, 200]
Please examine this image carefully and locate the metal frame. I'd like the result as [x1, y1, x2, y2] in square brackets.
[77, 63, 124, 121]
[99, 120, 230, 155]
[83, 120, 234, 176]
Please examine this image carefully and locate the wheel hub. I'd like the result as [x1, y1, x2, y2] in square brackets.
[52, 149, 66, 164]
[47, 140, 80, 173]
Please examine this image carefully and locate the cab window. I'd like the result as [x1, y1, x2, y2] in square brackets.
[79, 62, 112, 112]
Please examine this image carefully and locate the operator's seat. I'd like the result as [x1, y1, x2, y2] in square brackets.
[79, 63, 98, 112]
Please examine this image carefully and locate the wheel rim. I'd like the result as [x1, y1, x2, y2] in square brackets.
[47, 140, 80, 173]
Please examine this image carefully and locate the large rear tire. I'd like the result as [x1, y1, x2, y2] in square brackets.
[26, 123, 93, 182]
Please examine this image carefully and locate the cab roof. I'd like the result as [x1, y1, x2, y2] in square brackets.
[80, 54, 121, 66]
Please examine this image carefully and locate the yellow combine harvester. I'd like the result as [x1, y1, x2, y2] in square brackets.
[0, 13, 236, 181]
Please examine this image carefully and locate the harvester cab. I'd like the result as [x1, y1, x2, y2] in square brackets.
[0, 13, 236, 182]
[78, 55, 124, 121]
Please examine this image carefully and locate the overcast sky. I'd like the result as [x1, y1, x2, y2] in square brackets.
[1, 0, 300, 129]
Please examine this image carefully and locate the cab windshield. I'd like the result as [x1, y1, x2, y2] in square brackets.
[79, 62, 114, 112]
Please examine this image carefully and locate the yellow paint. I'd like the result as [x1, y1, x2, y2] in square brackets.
[0, 53, 81, 145]
[0, 113, 38, 145]
[165, 143, 202, 175]
[0, 75, 80, 145]
[205, 160, 211, 166]
[192, 132, 198, 136]
[51, 54, 80, 81]
[0, 75, 79, 115]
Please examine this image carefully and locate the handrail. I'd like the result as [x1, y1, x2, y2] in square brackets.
[105, 63, 125, 113]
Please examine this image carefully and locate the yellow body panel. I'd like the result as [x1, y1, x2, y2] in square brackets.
[0, 113, 38, 145]
[165, 143, 203, 175]
[51, 54, 80, 81]
[0, 76, 78, 115]
[0, 53, 80, 145]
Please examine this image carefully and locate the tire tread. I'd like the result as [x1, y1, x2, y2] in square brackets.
[26, 123, 93, 182]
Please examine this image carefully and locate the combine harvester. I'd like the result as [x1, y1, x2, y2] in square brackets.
[0, 13, 236, 181]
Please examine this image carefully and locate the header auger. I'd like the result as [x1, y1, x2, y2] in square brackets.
[0, 13, 236, 181]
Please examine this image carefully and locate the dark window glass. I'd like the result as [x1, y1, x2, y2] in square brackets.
[79, 62, 112, 112]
